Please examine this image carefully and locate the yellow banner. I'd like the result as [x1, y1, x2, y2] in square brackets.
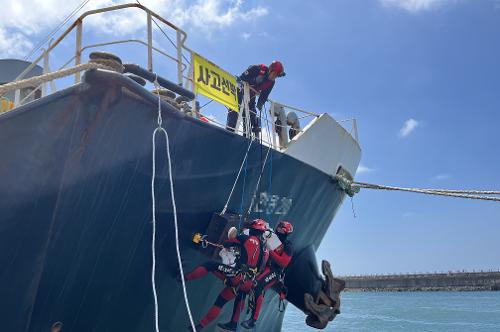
[193, 53, 239, 111]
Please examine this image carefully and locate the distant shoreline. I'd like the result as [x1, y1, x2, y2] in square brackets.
[342, 271, 500, 292]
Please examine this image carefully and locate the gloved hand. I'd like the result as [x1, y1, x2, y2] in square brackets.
[257, 102, 263, 111]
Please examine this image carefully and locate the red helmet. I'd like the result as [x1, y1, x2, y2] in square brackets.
[275, 221, 293, 235]
[249, 218, 267, 231]
[269, 61, 285, 76]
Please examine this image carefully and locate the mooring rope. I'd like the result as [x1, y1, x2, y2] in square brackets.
[335, 175, 500, 202]
[0, 62, 114, 97]
[151, 76, 196, 332]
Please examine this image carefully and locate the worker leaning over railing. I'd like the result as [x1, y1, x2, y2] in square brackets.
[226, 61, 286, 137]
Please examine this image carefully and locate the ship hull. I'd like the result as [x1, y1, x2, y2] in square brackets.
[0, 80, 350, 331]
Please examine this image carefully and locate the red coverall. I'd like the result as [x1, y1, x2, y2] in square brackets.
[227, 239, 293, 325]
[193, 233, 268, 328]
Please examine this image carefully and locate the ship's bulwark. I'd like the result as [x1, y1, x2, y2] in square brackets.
[0, 82, 345, 331]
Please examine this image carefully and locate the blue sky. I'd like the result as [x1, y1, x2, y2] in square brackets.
[2, 0, 500, 275]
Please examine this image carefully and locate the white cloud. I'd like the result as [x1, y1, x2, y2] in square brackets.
[357, 163, 375, 174]
[431, 174, 451, 181]
[241, 32, 252, 40]
[0, 0, 268, 58]
[380, 0, 451, 13]
[399, 118, 419, 137]
[240, 31, 268, 40]
[0, 27, 33, 58]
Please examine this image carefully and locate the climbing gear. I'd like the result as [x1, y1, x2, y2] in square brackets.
[275, 221, 293, 235]
[151, 76, 196, 332]
[192, 232, 203, 245]
[245, 142, 272, 216]
[269, 60, 285, 77]
[220, 139, 254, 216]
[192, 233, 224, 249]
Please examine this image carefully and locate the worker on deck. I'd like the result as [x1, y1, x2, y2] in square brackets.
[226, 61, 285, 136]
[219, 220, 294, 330]
[185, 219, 269, 331]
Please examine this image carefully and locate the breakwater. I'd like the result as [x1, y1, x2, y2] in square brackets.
[343, 271, 500, 291]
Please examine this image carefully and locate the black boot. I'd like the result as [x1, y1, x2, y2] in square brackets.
[217, 321, 237, 331]
[188, 323, 203, 331]
[241, 319, 256, 329]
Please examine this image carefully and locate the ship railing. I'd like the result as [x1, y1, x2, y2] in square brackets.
[337, 118, 360, 143]
[11, 3, 190, 106]
[17, 38, 190, 106]
[7, 3, 359, 150]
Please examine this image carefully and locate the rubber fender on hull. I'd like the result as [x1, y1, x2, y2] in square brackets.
[285, 245, 345, 329]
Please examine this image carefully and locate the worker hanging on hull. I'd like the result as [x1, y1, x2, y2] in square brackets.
[184, 219, 269, 331]
[226, 61, 286, 137]
[183, 228, 241, 283]
[243, 220, 294, 329]
[219, 220, 294, 330]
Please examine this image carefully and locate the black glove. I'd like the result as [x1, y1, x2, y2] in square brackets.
[257, 102, 263, 111]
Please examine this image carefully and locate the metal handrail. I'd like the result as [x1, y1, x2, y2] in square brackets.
[14, 3, 188, 84]
[269, 99, 320, 118]
[58, 39, 188, 72]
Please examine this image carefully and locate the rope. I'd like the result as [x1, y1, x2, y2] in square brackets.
[221, 138, 254, 215]
[238, 148, 249, 230]
[355, 182, 500, 202]
[404, 188, 500, 195]
[199, 235, 224, 249]
[0, 62, 111, 97]
[264, 103, 274, 222]
[335, 175, 500, 202]
[151, 77, 196, 332]
[246, 144, 272, 216]
[199, 99, 213, 109]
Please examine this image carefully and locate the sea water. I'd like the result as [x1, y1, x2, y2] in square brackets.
[282, 291, 500, 331]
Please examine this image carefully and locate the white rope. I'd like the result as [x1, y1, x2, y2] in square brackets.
[344, 178, 500, 202]
[220, 138, 254, 215]
[0, 63, 110, 97]
[407, 188, 500, 195]
[246, 144, 272, 215]
[151, 77, 196, 332]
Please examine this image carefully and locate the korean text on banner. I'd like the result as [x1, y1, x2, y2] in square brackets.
[193, 53, 239, 111]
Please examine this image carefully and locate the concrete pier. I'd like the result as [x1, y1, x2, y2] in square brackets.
[343, 271, 500, 291]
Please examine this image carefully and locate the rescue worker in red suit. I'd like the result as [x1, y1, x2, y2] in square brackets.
[218, 221, 294, 331]
[185, 219, 269, 331]
[226, 61, 285, 136]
